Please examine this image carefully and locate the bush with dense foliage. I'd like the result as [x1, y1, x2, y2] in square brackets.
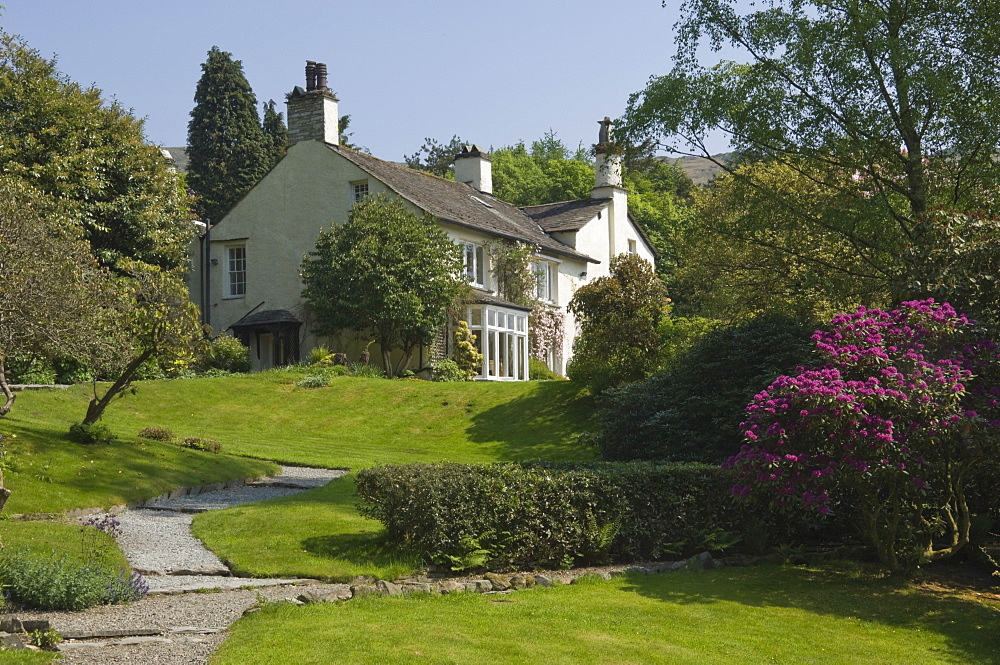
[727, 300, 1000, 574]
[594, 313, 816, 463]
[431, 359, 466, 383]
[68, 423, 115, 445]
[0, 548, 147, 611]
[356, 462, 745, 571]
[567, 254, 669, 393]
[198, 336, 252, 374]
[528, 358, 563, 381]
[137, 426, 175, 442]
[181, 437, 222, 454]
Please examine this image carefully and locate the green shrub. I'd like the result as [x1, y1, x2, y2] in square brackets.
[356, 461, 747, 571]
[0, 548, 146, 611]
[5, 356, 56, 384]
[195, 335, 251, 374]
[432, 359, 466, 382]
[137, 426, 175, 442]
[528, 358, 563, 381]
[594, 313, 816, 463]
[68, 423, 115, 445]
[181, 437, 222, 454]
[308, 345, 332, 365]
[351, 362, 385, 379]
[297, 374, 331, 388]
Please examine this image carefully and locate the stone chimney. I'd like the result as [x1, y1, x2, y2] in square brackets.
[454, 144, 492, 194]
[286, 60, 339, 146]
[592, 116, 623, 191]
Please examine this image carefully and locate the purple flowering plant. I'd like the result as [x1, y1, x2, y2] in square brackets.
[725, 300, 1000, 573]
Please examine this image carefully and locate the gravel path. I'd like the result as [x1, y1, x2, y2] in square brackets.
[12, 466, 347, 664]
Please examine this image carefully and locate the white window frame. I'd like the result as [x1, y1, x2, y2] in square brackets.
[467, 305, 529, 381]
[351, 180, 369, 203]
[226, 244, 246, 299]
[533, 260, 557, 304]
[628, 238, 638, 256]
[463, 242, 486, 288]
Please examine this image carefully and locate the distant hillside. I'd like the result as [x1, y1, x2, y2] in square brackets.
[666, 152, 734, 186]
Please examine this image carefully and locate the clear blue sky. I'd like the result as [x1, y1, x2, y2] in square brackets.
[2, 0, 733, 160]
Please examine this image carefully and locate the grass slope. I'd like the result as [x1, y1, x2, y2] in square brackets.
[0, 388, 276, 515]
[95, 372, 595, 468]
[7, 372, 595, 579]
[212, 566, 1000, 665]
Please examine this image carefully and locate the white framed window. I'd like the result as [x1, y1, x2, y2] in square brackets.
[464, 242, 486, 288]
[352, 180, 369, 203]
[467, 305, 529, 380]
[533, 261, 557, 304]
[226, 245, 246, 298]
[628, 239, 638, 255]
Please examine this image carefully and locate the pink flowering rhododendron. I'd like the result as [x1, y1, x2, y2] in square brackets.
[726, 300, 1000, 572]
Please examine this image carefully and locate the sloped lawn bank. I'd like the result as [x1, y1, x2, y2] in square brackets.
[210, 565, 1000, 665]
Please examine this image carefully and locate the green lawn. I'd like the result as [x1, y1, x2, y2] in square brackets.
[5, 373, 595, 579]
[0, 387, 276, 515]
[0, 521, 130, 571]
[211, 565, 1000, 665]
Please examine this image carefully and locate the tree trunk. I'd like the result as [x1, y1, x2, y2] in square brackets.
[394, 347, 415, 378]
[82, 349, 155, 425]
[0, 357, 15, 417]
[381, 348, 395, 378]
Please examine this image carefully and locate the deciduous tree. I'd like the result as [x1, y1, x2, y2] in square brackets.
[567, 254, 669, 393]
[82, 263, 203, 425]
[301, 196, 468, 377]
[620, 0, 1000, 300]
[0, 178, 105, 417]
[0, 31, 193, 271]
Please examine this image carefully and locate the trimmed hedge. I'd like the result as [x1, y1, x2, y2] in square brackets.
[356, 462, 747, 571]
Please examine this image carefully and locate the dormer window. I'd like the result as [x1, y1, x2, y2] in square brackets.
[352, 180, 369, 203]
[464, 242, 486, 288]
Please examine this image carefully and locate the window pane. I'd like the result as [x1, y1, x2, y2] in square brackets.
[471, 307, 482, 326]
[475, 246, 485, 286]
[516, 315, 525, 332]
[488, 309, 496, 327]
[497, 312, 505, 329]
[488, 330, 497, 377]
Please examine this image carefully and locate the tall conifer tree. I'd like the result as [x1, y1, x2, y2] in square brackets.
[261, 99, 287, 169]
[187, 46, 268, 224]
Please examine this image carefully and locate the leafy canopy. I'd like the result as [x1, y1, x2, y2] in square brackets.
[300, 196, 468, 377]
[620, 1, 1000, 302]
[0, 31, 193, 271]
[567, 254, 669, 393]
[187, 46, 270, 224]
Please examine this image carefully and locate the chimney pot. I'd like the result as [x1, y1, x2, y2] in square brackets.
[316, 63, 328, 91]
[305, 61, 317, 91]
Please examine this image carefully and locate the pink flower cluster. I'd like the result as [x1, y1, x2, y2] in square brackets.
[726, 300, 1000, 514]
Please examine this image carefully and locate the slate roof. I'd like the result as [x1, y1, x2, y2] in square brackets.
[230, 309, 302, 328]
[326, 145, 598, 264]
[521, 199, 609, 232]
[470, 289, 533, 312]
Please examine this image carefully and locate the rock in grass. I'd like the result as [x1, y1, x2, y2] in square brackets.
[465, 580, 493, 593]
[436, 580, 465, 594]
[376, 580, 402, 597]
[484, 572, 510, 591]
[351, 584, 377, 598]
[534, 574, 554, 587]
[0, 632, 26, 650]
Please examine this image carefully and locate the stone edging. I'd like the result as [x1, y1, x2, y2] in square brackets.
[10, 474, 268, 522]
[293, 552, 721, 606]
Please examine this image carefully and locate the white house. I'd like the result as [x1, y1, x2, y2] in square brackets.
[187, 61, 656, 378]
